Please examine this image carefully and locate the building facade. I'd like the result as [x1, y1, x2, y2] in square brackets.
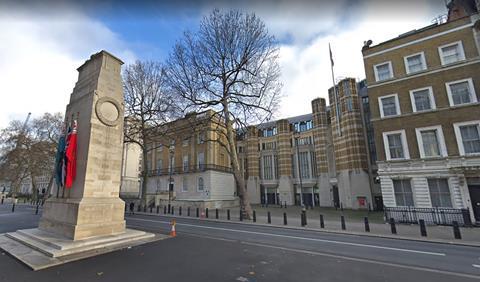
[362, 7, 480, 222]
[237, 78, 374, 209]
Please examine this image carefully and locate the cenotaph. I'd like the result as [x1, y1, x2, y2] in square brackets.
[0, 51, 158, 270]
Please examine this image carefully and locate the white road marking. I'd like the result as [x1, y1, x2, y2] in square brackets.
[473, 264, 480, 268]
[126, 217, 446, 256]
[239, 241, 480, 280]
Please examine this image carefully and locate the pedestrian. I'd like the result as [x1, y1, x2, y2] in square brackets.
[129, 202, 135, 215]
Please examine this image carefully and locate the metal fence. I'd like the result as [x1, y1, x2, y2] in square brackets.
[384, 207, 472, 226]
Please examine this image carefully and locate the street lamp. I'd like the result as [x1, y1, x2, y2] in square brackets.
[168, 145, 175, 213]
[294, 133, 304, 208]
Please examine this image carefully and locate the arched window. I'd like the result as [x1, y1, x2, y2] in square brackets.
[197, 177, 204, 191]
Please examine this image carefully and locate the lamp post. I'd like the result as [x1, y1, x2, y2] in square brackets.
[168, 145, 175, 213]
[294, 133, 304, 207]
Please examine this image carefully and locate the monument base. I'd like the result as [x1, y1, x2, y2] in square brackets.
[0, 228, 163, 271]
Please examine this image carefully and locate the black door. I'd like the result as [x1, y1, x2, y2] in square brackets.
[468, 185, 480, 222]
[303, 193, 313, 207]
[374, 196, 384, 211]
[332, 185, 340, 208]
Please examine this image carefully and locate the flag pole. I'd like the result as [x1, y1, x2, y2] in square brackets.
[329, 43, 341, 136]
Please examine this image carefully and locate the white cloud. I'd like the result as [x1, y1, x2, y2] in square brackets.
[0, 10, 136, 129]
[276, 0, 445, 118]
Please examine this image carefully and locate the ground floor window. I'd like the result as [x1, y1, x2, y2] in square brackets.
[428, 178, 452, 207]
[393, 179, 413, 206]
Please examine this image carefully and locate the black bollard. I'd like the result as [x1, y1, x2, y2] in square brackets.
[188, 207, 191, 217]
[302, 210, 307, 226]
[215, 208, 218, 219]
[179, 206, 182, 216]
[138, 205, 141, 212]
[389, 218, 397, 234]
[164, 206, 167, 214]
[196, 207, 199, 218]
[239, 209, 243, 221]
[205, 208, 209, 218]
[150, 206, 153, 213]
[168, 204, 171, 214]
[283, 212, 287, 225]
[172, 206, 175, 215]
[143, 205, 146, 213]
[419, 219, 427, 237]
[341, 215, 346, 230]
[35, 204, 39, 215]
[267, 211, 271, 224]
[253, 210, 256, 222]
[1, 197, 3, 204]
[320, 214, 325, 228]
[364, 217, 370, 232]
[12, 203, 15, 213]
[227, 209, 230, 220]
[452, 221, 462, 239]
[157, 206, 160, 214]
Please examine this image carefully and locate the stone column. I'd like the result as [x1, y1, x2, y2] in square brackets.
[276, 119, 293, 205]
[39, 51, 127, 240]
[245, 126, 260, 204]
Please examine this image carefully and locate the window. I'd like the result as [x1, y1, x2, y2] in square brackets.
[453, 121, 480, 155]
[346, 97, 353, 112]
[168, 156, 175, 173]
[293, 120, 313, 132]
[409, 87, 435, 112]
[197, 152, 205, 169]
[383, 130, 409, 160]
[197, 131, 206, 144]
[428, 179, 452, 207]
[263, 127, 277, 137]
[156, 159, 163, 171]
[438, 41, 465, 65]
[197, 177, 204, 191]
[373, 61, 393, 82]
[446, 78, 477, 106]
[262, 141, 277, 150]
[183, 155, 189, 172]
[297, 151, 310, 179]
[415, 126, 447, 158]
[182, 177, 188, 192]
[378, 94, 400, 117]
[262, 155, 274, 180]
[404, 52, 427, 74]
[393, 179, 413, 206]
[182, 138, 189, 147]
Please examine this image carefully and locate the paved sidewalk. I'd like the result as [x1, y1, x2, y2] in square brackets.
[134, 204, 480, 245]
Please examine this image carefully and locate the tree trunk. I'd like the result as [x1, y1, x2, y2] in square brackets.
[223, 103, 253, 219]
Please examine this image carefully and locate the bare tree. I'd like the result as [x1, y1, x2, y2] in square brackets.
[165, 9, 282, 218]
[0, 113, 62, 200]
[123, 61, 180, 208]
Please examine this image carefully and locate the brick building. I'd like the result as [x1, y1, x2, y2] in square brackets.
[362, 2, 480, 223]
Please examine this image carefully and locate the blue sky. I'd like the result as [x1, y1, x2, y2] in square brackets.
[0, 0, 447, 128]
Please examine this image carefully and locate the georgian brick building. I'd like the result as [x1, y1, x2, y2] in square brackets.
[362, 4, 480, 222]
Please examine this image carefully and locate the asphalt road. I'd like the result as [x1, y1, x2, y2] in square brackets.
[1, 204, 479, 281]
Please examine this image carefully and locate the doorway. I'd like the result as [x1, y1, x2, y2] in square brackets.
[468, 185, 480, 222]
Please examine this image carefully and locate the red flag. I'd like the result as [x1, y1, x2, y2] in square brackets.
[65, 120, 77, 188]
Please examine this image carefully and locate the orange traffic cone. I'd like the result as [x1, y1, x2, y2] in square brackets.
[170, 219, 176, 237]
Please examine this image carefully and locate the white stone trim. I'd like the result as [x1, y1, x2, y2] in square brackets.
[378, 93, 401, 118]
[415, 125, 448, 158]
[438, 40, 466, 66]
[382, 129, 410, 160]
[445, 77, 477, 106]
[453, 120, 480, 156]
[363, 23, 474, 59]
[403, 51, 427, 74]
[373, 61, 394, 82]
[367, 58, 480, 89]
[409, 86, 436, 112]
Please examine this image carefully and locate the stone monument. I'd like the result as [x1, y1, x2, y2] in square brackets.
[0, 51, 158, 270]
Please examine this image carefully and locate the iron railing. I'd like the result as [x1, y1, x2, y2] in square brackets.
[384, 207, 472, 226]
[148, 164, 232, 177]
